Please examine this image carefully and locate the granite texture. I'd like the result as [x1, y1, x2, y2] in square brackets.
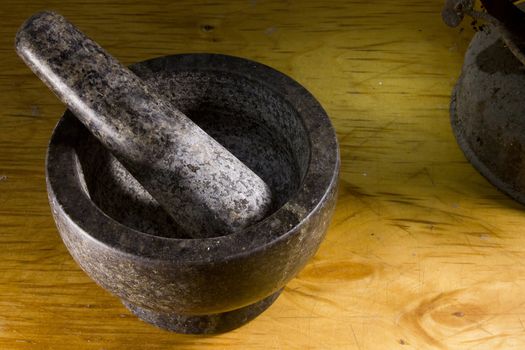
[122, 290, 282, 334]
[451, 23, 525, 204]
[16, 11, 272, 238]
[20, 10, 340, 335]
[46, 52, 339, 333]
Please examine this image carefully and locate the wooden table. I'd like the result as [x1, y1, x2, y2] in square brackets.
[1, 1, 523, 349]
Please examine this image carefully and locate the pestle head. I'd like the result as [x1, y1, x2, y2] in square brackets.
[15, 11, 273, 238]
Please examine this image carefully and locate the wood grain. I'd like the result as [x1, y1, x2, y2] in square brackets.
[1, 0, 524, 349]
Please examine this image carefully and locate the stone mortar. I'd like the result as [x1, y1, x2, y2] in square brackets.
[46, 53, 340, 333]
[17, 12, 272, 239]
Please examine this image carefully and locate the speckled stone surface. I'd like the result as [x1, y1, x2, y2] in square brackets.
[45, 52, 339, 333]
[122, 290, 282, 334]
[15, 11, 272, 238]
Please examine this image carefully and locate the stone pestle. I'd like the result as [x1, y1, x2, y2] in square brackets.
[15, 12, 273, 238]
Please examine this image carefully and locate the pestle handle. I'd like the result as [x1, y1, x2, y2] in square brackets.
[16, 12, 273, 238]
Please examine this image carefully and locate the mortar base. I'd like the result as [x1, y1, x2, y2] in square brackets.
[122, 290, 282, 334]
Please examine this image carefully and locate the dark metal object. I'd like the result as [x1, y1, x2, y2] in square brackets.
[444, 1, 525, 203]
[478, 0, 525, 40]
[451, 24, 525, 203]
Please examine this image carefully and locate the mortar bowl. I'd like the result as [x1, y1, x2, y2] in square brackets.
[46, 54, 339, 334]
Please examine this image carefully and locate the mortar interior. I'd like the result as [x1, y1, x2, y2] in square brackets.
[75, 68, 311, 239]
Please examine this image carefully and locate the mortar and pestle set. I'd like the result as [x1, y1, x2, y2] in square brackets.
[15, 12, 339, 333]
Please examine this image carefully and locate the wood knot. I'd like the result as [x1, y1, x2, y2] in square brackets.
[201, 24, 214, 32]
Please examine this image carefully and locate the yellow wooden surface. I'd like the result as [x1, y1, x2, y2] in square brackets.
[1, 0, 524, 349]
